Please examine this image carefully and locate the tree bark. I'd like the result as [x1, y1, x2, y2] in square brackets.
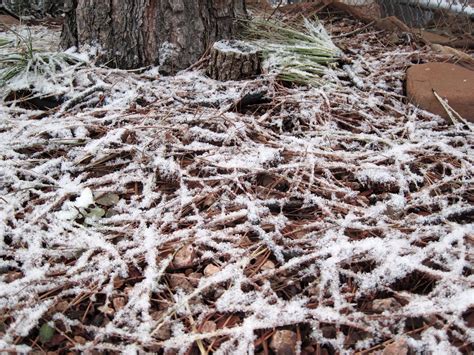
[60, 0, 247, 74]
[207, 40, 261, 81]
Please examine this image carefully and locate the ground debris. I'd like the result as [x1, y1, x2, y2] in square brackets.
[0, 13, 473, 355]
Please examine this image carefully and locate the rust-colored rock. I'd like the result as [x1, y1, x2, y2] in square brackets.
[169, 273, 194, 292]
[372, 297, 401, 313]
[270, 330, 297, 355]
[406, 62, 474, 123]
[383, 338, 408, 355]
[203, 264, 221, 277]
[173, 245, 196, 269]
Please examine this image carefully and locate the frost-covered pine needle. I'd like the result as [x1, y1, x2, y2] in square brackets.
[0, 17, 473, 355]
[0, 28, 85, 99]
[246, 17, 342, 86]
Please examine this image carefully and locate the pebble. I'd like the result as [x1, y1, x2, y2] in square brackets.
[383, 338, 408, 355]
[204, 264, 221, 277]
[261, 260, 275, 271]
[372, 298, 401, 313]
[112, 296, 127, 311]
[270, 330, 297, 355]
[173, 245, 195, 269]
[169, 273, 194, 292]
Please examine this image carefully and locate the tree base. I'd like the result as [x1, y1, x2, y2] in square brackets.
[207, 40, 261, 81]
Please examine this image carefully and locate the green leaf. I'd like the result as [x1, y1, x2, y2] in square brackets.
[105, 208, 120, 218]
[82, 207, 106, 219]
[39, 323, 55, 343]
[0, 38, 12, 48]
[95, 193, 120, 207]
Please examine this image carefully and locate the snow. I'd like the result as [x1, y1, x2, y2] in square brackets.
[0, 21, 473, 354]
[213, 40, 259, 55]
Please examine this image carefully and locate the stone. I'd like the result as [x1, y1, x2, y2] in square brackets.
[321, 325, 337, 339]
[383, 338, 409, 355]
[151, 311, 172, 340]
[187, 272, 203, 287]
[464, 309, 474, 328]
[406, 62, 474, 123]
[372, 298, 402, 313]
[261, 260, 276, 271]
[73, 336, 87, 345]
[173, 245, 195, 269]
[112, 297, 127, 311]
[169, 273, 194, 293]
[270, 330, 297, 355]
[203, 264, 221, 277]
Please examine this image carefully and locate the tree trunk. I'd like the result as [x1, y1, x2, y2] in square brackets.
[60, 0, 247, 74]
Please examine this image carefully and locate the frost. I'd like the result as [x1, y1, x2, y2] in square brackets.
[74, 188, 94, 209]
[1, 19, 473, 354]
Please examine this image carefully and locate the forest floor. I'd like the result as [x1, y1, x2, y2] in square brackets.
[0, 7, 473, 355]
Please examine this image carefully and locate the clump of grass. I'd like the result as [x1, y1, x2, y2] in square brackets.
[0, 28, 83, 85]
[0, 38, 13, 48]
[245, 17, 341, 86]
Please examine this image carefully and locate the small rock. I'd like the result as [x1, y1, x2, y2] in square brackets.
[201, 320, 217, 333]
[213, 288, 225, 300]
[151, 312, 172, 340]
[406, 62, 474, 123]
[4, 271, 22, 283]
[155, 323, 171, 341]
[54, 301, 69, 312]
[112, 297, 127, 311]
[321, 325, 337, 339]
[187, 272, 202, 287]
[372, 298, 401, 313]
[463, 309, 474, 328]
[73, 336, 87, 345]
[169, 273, 194, 292]
[98, 304, 114, 316]
[203, 264, 220, 277]
[173, 245, 195, 269]
[261, 260, 275, 271]
[383, 338, 408, 355]
[302, 347, 328, 355]
[307, 285, 320, 296]
[151, 311, 164, 321]
[270, 330, 297, 355]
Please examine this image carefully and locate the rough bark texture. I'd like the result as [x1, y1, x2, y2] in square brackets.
[60, 0, 246, 73]
[60, 0, 77, 48]
[207, 40, 261, 81]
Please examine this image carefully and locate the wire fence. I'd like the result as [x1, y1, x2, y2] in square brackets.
[377, 0, 473, 33]
[270, 0, 473, 35]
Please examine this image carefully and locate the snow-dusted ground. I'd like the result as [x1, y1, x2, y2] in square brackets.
[0, 18, 473, 354]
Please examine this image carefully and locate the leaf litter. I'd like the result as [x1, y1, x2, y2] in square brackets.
[0, 12, 473, 355]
